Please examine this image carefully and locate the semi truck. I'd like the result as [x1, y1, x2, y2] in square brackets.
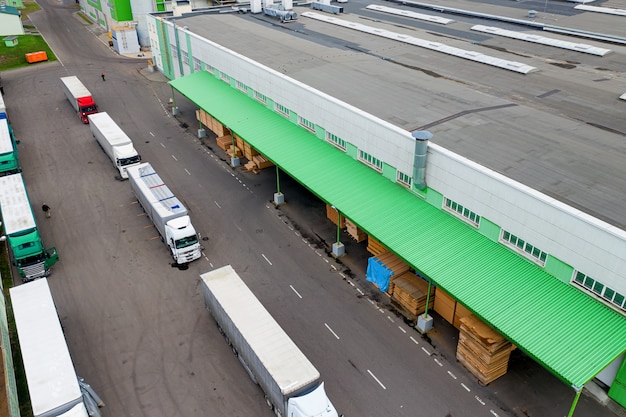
[0, 173, 58, 281]
[10, 278, 89, 417]
[126, 163, 201, 264]
[0, 118, 20, 176]
[87, 112, 141, 179]
[60, 76, 98, 123]
[200, 265, 340, 417]
[0, 86, 6, 119]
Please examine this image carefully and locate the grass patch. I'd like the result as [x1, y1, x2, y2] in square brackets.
[19, 1, 40, 21]
[0, 35, 57, 71]
[1, 246, 33, 417]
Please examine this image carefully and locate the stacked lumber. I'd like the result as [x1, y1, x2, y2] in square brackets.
[434, 288, 456, 325]
[391, 272, 434, 316]
[235, 134, 244, 150]
[366, 235, 386, 256]
[252, 155, 273, 169]
[325, 204, 345, 228]
[243, 160, 259, 174]
[197, 109, 230, 137]
[226, 145, 241, 158]
[243, 142, 259, 160]
[345, 219, 366, 242]
[375, 251, 410, 294]
[453, 303, 473, 330]
[456, 315, 514, 385]
[216, 135, 233, 151]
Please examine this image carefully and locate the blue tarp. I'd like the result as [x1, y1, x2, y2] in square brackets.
[366, 256, 393, 292]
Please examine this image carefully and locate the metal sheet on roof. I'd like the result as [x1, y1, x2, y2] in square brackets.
[170, 71, 626, 388]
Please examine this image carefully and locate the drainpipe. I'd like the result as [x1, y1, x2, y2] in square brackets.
[411, 130, 432, 191]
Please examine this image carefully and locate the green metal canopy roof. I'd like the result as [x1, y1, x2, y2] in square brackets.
[171, 71, 626, 389]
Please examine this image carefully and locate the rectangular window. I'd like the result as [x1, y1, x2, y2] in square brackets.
[500, 230, 548, 266]
[254, 91, 267, 104]
[193, 57, 201, 71]
[443, 197, 480, 227]
[236, 80, 247, 93]
[220, 71, 230, 83]
[205, 63, 214, 74]
[298, 116, 316, 133]
[181, 50, 189, 65]
[275, 102, 289, 117]
[326, 132, 346, 151]
[572, 271, 625, 312]
[397, 171, 412, 187]
[358, 150, 383, 172]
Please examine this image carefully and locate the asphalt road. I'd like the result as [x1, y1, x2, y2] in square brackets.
[1, 1, 621, 417]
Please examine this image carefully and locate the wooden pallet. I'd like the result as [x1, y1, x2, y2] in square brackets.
[456, 315, 513, 385]
[345, 218, 366, 242]
[391, 272, 434, 316]
[367, 235, 387, 256]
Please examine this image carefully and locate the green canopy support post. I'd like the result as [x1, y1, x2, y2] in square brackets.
[417, 278, 434, 333]
[198, 112, 206, 138]
[331, 206, 345, 257]
[566, 386, 583, 417]
[230, 135, 240, 167]
[170, 86, 179, 115]
[273, 166, 284, 205]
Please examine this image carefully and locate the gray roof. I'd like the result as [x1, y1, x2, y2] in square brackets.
[176, 0, 626, 228]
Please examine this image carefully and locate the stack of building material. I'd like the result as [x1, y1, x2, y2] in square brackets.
[453, 303, 473, 330]
[252, 155, 273, 169]
[374, 251, 410, 294]
[243, 142, 259, 160]
[216, 135, 233, 151]
[366, 235, 386, 256]
[197, 109, 230, 137]
[456, 315, 514, 385]
[434, 287, 456, 325]
[345, 219, 366, 242]
[235, 134, 244, 150]
[391, 272, 434, 316]
[326, 204, 345, 228]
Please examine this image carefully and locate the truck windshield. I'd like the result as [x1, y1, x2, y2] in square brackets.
[15, 253, 46, 267]
[120, 155, 142, 166]
[175, 235, 198, 249]
[80, 105, 98, 113]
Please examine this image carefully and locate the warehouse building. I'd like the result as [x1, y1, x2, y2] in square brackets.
[145, 2, 626, 413]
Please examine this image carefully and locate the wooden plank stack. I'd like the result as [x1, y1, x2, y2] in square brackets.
[374, 251, 410, 294]
[434, 288, 456, 325]
[216, 135, 233, 151]
[456, 315, 514, 385]
[252, 155, 274, 169]
[453, 303, 473, 330]
[366, 235, 386, 256]
[390, 272, 434, 316]
[197, 109, 230, 137]
[345, 219, 366, 242]
[325, 204, 345, 228]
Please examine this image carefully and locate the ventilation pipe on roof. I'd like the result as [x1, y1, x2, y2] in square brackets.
[412, 130, 432, 191]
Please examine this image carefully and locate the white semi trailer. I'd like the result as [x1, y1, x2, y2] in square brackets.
[10, 278, 89, 417]
[127, 162, 201, 264]
[200, 265, 340, 417]
[88, 112, 141, 179]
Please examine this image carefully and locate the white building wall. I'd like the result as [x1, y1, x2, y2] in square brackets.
[182, 25, 416, 175]
[0, 14, 24, 36]
[428, 143, 626, 293]
[129, 0, 153, 47]
[151, 15, 626, 298]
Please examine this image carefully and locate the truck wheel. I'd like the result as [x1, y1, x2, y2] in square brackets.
[265, 396, 273, 410]
[231, 346, 238, 356]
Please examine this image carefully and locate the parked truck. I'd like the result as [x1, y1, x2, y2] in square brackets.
[200, 265, 340, 417]
[0, 173, 58, 281]
[126, 162, 201, 264]
[0, 118, 20, 176]
[88, 112, 141, 179]
[10, 278, 89, 417]
[60, 76, 98, 123]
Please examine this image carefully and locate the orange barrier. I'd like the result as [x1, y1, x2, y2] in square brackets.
[25, 51, 48, 64]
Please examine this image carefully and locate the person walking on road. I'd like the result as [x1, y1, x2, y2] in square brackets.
[42, 204, 51, 218]
[101, 72, 106, 82]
